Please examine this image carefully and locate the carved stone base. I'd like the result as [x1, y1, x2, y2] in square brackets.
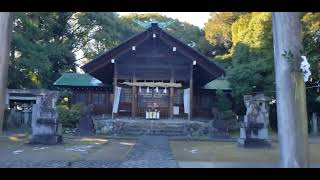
[238, 138, 271, 148]
[28, 135, 63, 145]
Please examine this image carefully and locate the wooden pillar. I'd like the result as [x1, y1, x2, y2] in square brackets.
[105, 90, 109, 114]
[188, 64, 193, 120]
[0, 13, 14, 133]
[132, 74, 137, 119]
[169, 69, 174, 119]
[272, 12, 309, 168]
[112, 62, 118, 119]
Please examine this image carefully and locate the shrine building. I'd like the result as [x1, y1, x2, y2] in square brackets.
[54, 22, 229, 120]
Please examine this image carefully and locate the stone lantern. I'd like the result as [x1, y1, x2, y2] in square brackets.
[238, 94, 272, 148]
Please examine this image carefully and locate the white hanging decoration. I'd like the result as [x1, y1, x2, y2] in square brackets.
[139, 86, 142, 93]
[155, 87, 159, 93]
[164, 87, 167, 94]
[300, 56, 311, 82]
[193, 60, 197, 65]
[173, 47, 176, 51]
[147, 87, 150, 93]
[153, 33, 156, 38]
[132, 46, 136, 51]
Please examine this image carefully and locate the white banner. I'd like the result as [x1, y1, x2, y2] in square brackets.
[173, 106, 179, 115]
[112, 86, 122, 113]
[183, 88, 190, 114]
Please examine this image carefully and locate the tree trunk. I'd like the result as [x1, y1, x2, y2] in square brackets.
[272, 12, 309, 168]
[0, 12, 14, 133]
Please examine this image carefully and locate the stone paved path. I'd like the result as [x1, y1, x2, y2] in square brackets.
[119, 135, 178, 168]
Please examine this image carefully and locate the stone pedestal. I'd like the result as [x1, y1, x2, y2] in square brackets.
[29, 105, 62, 145]
[238, 94, 271, 148]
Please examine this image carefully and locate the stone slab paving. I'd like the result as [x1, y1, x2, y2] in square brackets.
[119, 135, 179, 168]
[178, 161, 320, 168]
[69, 160, 122, 168]
[0, 160, 70, 168]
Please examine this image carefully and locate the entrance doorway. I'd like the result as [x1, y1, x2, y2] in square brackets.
[137, 87, 170, 118]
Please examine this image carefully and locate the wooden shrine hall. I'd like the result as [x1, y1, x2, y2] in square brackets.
[69, 22, 225, 120]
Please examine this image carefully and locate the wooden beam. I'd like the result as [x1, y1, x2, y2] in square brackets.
[188, 64, 193, 120]
[132, 73, 137, 119]
[169, 68, 174, 119]
[105, 90, 109, 114]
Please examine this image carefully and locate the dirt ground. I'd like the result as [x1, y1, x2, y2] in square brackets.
[170, 141, 320, 163]
[0, 133, 135, 162]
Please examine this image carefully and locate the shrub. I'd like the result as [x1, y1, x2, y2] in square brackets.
[215, 90, 232, 112]
[57, 90, 72, 106]
[57, 104, 83, 128]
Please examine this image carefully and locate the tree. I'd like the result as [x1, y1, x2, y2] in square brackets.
[301, 13, 320, 115]
[8, 12, 131, 89]
[0, 12, 14, 133]
[78, 12, 135, 61]
[9, 12, 80, 89]
[226, 13, 274, 102]
[204, 12, 247, 55]
[215, 90, 232, 112]
[272, 12, 309, 168]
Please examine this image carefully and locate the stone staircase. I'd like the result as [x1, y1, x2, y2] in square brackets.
[93, 119, 209, 136]
[117, 121, 188, 136]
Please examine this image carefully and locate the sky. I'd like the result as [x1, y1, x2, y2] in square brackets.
[117, 12, 211, 29]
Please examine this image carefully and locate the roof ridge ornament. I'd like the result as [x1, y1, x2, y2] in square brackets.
[132, 19, 175, 29]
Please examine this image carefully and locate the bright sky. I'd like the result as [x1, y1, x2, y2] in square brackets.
[117, 12, 211, 29]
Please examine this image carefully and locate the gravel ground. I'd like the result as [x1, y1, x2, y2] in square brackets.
[0, 135, 178, 168]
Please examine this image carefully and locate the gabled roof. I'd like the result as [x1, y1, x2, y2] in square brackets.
[53, 73, 107, 87]
[204, 78, 231, 90]
[81, 23, 225, 86]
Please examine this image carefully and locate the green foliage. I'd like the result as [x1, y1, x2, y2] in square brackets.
[204, 12, 248, 55]
[57, 104, 83, 128]
[205, 12, 320, 128]
[226, 13, 275, 101]
[77, 12, 135, 61]
[57, 90, 72, 106]
[215, 90, 232, 111]
[9, 12, 79, 89]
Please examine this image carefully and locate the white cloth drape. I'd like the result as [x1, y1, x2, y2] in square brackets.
[183, 88, 190, 114]
[112, 86, 122, 113]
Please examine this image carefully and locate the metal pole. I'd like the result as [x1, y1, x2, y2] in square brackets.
[272, 12, 309, 168]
